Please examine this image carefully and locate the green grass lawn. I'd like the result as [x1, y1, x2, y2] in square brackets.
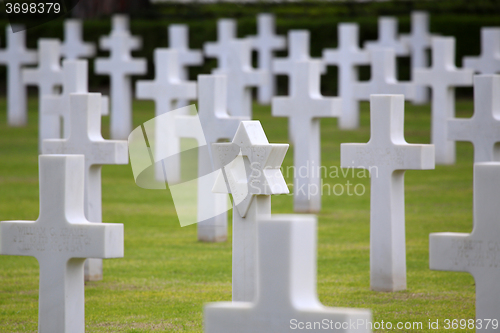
[0, 97, 479, 332]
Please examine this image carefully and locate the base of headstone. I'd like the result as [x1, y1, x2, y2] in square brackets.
[198, 218, 228, 243]
[84, 258, 103, 281]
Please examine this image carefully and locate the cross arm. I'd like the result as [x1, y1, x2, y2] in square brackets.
[204, 43, 220, 58]
[311, 97, 342, 119]
[396, 144, 435, 170]
[135, 81, 159, 100]
[180, 50, 203, 66]
[271, 97, 294, 117]
[123, 59, 147, 75]
[0, 220, 38, 257]
[94, 58, 112, 75]
[75, 221, 124, 259]
[340, 143, 371, 169]
[429, 232, 470, 273]
[22, 68, 40, 85]
[90, 140, 129, 165]
[272, 59, 291, 75]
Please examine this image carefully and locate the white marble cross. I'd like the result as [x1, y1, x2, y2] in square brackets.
[323, 23, 369, 129]
[168, 24, 203, 108]
[463, 28, 500, 74]
[204, 215, 372, 333]
[136, 49, 197, 184]
[248, 13, 286, 104]
[364, 16, 409, 56]
[42, 93, 128, 281]
[414, 37, 473, 165]
[214, 39, 266, 118]
[401, 11, 434, 104]
[204, 18, 236, 70]
[175, 75, 248, 242]
[341, 94, 435, 292]
[272, 60, 340, 213]
[95, 14, 147, 140]
[23, 39, 63, 151]
[274, 30, 326, 141]
[42, 60, 109, 139]
[0, 25, 37, 126]
[448, 75, 500, 163]
[430, 162, 500, 329]
[352, 48, 416, 104]
[212, 121, 288, 302]
[0, 154, 124, 333]
[61, 19, 96, 60]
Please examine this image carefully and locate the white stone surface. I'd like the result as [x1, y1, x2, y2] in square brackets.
[0, 154, 124, 333]
[168, 24, 203, 108]
[401, 11, 434, 104]
[0, 25, 37, 126]
[95, 15, 147, 140]
[42, 60, 109, 139]
[136, 49, 197, 184]
[364, 17, 409, 56]
[323, 23, 369, 129]
[414, 37, 473, 165]
[213, 121, 288, 301]
[463, 28, 500, 74]
[448, 75, 500, 162]
[176, 75, 248, 242]
[204, 18, 236, 70]
[272, 60, 340, 213]
[214, 39, 267, 118]
[430, 162, 500, 331]
[274, 30, 326, 142]
[248, 13, 286, 104]
[352, 48, 415, 104]
[341, 94, 435, 292]
[204, 215, 372, 333]
[42, 93, 128, 281]
[61, 19, 96, 60]
[23, 39, 63, 151]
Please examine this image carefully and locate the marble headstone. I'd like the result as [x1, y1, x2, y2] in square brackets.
[61, 19, 96, 60]
[0, 25, 37, 126]
[248, 13, 286, 104]
[212, 121, 288, 302]
[323, 23, 369, 129]
[463, 28, 500, 74]
[204, 215, 372, 333]
[341, 94, 435, 292]
[448, 75, 500, 163]
[168, 24, 203, 108]
[272, 60, 340, 213]
[413, 37, 473, 165]
[42, 93, 128, 281]
[204, 19, 236, 70]
[0, 154, 124, 333]
[95, 15, 147, 140]
[364, 17, 409, 56]
[430, 162, 500, 331]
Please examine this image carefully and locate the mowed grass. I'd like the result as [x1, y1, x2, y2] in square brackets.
[0, 96, 478, 332]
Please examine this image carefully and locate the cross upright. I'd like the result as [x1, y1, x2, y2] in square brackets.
[136, 49, 197, 184]
[168, 24, 203, 108]
[212, 121, 288, 302]
[175, 75, 248, 242]
[23, 39, 63, 151]
[352, 48, 416, 103]
[213, 39, 266, 118]
[341, 94, 435, 292]
[448, 75, 500, 163]
[430, 162, 500, 330]
[61, 19, 96, 60]
[41, 60, 109, 139]
[364, 16, 409, 56]
[204, 215, 372, 333]
[401, 11, 434, 104]
[42, 93, 128, 281]
[0, 154, 124, 333]
[463, 28, 500, 74]
[0, 24, 37, 126]
[204, 19, 236, 70]
[248, 13, 286, 104]
[413, 37, 473, 165]
[95, 14, 147, 140]
[272, 60, 340, 213]
[323, 23, 370, 129]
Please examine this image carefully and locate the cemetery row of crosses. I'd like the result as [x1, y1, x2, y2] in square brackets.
[0, 10, 499, 332]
